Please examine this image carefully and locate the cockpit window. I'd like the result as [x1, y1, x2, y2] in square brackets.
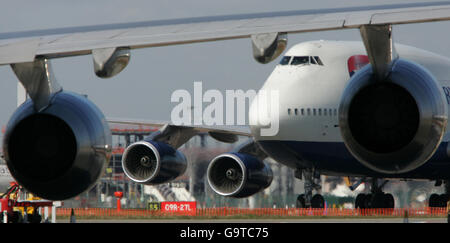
[279, 56, 291, 65]
[313, 56, 324, 65]
[279, 55, 324, 66]
[291, 56, 310, 65]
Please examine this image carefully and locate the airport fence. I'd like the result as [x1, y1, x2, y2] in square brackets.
[54, 207, 449, 218]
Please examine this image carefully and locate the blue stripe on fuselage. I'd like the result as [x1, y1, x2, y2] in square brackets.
[257, 140, 450, 180]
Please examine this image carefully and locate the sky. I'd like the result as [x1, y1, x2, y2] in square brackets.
[0, 0, 450, 143]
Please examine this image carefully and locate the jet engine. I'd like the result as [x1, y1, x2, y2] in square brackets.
[122, 140, 187, 184]
[207, 152, 273, 198]
[339, 59, 448, 174]
[3, 91, 112, 200]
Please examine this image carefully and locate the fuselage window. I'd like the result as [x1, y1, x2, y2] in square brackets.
[279, 56, 292, 65]
[294, 107, 336, 117]
[291, 56, 310, 65]
[288, 108, 291, 115]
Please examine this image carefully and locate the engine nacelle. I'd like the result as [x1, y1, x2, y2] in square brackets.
[122, 140, 187, 184]
[207, 152, 272, 198]
[339, 59, 448, 174]
[251, 32, 287, 64]
[3, 91, 112, 200]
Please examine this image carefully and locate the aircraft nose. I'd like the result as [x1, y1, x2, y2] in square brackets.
[249, 89, 280, 138]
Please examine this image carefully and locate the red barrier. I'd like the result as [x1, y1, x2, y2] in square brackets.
[53, 207, 448, 218]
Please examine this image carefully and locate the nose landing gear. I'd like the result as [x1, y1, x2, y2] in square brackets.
[295, 168, 325, 208]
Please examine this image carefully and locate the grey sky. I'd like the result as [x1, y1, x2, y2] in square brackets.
[0, 0, 449, 143]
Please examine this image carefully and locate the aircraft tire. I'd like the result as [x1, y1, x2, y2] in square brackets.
[355, 193, 366, 209]
[383, 193, 395, 209]
[296, 194, 306, 208]
[311, 194, 325, 208]
[429, 193, 440, 207]
[371, 193, 386, 208]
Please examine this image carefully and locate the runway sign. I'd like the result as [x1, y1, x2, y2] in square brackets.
[161, 201, 197, 216]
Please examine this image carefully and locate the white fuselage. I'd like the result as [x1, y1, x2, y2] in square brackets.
[250, 40, 450, 144]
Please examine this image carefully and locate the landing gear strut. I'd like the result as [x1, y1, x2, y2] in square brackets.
[295, 168, 324, 208]
[354, 178, 394, 209]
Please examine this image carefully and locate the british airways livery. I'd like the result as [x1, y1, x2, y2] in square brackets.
[248, 41, 450, 208]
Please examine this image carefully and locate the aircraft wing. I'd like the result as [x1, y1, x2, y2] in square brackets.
[108, 118, 251, 148]
[108, 118, 251, 136]
[1, 1, 450, 64]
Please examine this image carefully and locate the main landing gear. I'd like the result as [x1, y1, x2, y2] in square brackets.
[295, 168, 325, 208]
[428, 180, 449, 208]
[354, 178, 395, 209]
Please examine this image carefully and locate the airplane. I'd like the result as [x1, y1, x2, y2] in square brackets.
[1, 2, 450, 209]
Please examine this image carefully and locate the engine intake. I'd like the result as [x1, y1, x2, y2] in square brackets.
[207, 152, 272, 198]
[3, 91, 111, 200]
[122, 140, 187, 184]
[339, 59, 447, 174]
